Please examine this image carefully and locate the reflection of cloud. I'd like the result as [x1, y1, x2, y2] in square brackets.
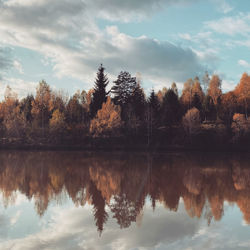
[0, 196, 248, 250]
[10, 210, 21, 225]
[0, 202, 200, 250]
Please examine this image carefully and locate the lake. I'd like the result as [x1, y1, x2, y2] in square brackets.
[0, 151, 250, 249]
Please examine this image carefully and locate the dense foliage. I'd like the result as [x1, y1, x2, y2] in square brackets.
[1, 65, 250, 148]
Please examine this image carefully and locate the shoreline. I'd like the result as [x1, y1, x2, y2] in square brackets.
[0, 141, 249, 152]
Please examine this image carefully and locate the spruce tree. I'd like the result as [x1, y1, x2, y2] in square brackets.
[111, 71, 136, 107]
[162, 89, 181, 126]
[131, 83, 146, 121]
[148, 89, 160, 124]
[90, 64, 109, 118]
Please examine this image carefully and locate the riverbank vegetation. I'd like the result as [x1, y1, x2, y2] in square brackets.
[1, 64, 250, 149]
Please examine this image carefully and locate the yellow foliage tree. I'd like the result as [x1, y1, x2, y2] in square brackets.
[31, 80, 52, 131]
[49, 109, 66, 133]
[0, 86, 25, 137]
[208, 75, 222, 105]
[182, 107, 201, 136]
[90, 97, 123, 137]
[181, 78, 193, 108]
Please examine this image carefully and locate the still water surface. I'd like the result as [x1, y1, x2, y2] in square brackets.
[0, 151, 250, 249]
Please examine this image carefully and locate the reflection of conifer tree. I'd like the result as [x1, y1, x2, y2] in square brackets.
[110, 193, 137, 228]
[89, 181, 108, 235]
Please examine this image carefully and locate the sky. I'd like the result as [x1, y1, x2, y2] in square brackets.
[0, 0, 250, 98]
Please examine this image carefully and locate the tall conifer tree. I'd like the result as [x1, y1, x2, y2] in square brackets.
[90, 64, 109, 118]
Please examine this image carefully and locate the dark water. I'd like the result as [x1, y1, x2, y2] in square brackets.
[0, 151, 250, 249]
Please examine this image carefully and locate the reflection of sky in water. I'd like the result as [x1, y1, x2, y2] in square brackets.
[0, 193, 249, 250]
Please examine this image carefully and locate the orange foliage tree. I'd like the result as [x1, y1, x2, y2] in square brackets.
[90, 97, 123, 137]
[182, 107, 201, 136]
[207, 75, 222, 105]
[234, 73, 250, 118]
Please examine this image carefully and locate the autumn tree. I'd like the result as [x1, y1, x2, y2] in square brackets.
[0, 86, 25, 137]
[157, 87, 168, 103]
[234, 73, 250, 118]
[220, 91, 237, 126]
[90, 64, 109, 118]
[49, 90, 67, 114]
[49, 109, 66, 134]
[203, 95, 216, 121]
[182, 107, 201, 138]
[20, 95, 34, 125]
[181, 78, 193, 110]
[31, 80, 52, 135]
[192, 93, 202, 111]
[207, 75, 222, 120]
[90, 97, 123, 137]
[66, 92, 87, 125]
[231, 113, 250, 142]
[202, 71, 210, 95]
[207, 75, 222, 106]
[192, 78, 204, 106]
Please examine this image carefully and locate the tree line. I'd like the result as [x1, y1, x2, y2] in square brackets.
[1, 64, 250, 147]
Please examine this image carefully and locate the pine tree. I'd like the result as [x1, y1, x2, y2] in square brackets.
[148, 89, 160, 126]
[130, 82, 146, 121]
[90, 64, 109, 118]
[111, 71, 136, 107]
[162, 89, 181, 126]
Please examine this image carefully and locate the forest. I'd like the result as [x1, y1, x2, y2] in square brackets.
[1, 64, 250, 149]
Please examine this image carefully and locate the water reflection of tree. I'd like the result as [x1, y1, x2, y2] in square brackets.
[110, 194, 137, 228]
[2, 152, 250, 232]
[89, 181, 108, 235]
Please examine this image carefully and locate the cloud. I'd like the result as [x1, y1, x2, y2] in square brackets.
[0, 0, 207, 90]
[13, 60, 24, 74]
[238, 59, 250, 68]
[212, 0, 233, 14]
[89, 0, 199, 22]
[0, 202, 200, 250]
[0, 78, 37, 99]
[205, 14, 250, 36]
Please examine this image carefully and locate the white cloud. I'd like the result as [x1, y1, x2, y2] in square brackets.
[205, 14, 250, 36]
[0, 202, 200, 250]
[238, 59, 250, 68]
[212, 0, 233, 14]
[221, 79, 236, 92]
[88, 0, 199, 22]
[0, 78, 37, 99]
[0, 0, 207, 91]
[13, 60, 24, 74]
[10, 210, 21, 225]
